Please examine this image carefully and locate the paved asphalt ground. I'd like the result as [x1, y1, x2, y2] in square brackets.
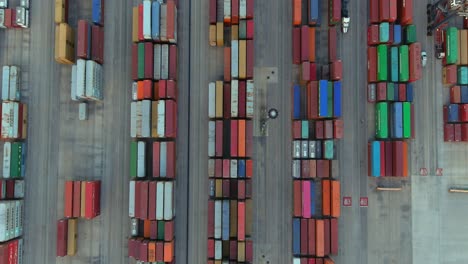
[1, 0, 468, 263]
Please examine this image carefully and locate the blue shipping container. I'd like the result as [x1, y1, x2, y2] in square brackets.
[152, 2, 160, 40]
[448, 104, 460, 123]
[309, 0, 321, 25]
[393, 24, 402, 45]
[392, 102, 403, 138]
[371, 141, 381, 177]
[238, 159, 246, 178]
[92, 0, 103, 26]
[310, 181, 316, 216]
[461, 86, 468, 103]
[390, 47, 399, 82]
[293, 85, 301, 119]
[292, 218, 300, 255]
[222, 201, 230, 240]
[406, 83, 414, 102]
[315, 141, 322, 159]
[319, 80, 328, 117]
[333, 81, 342, 117]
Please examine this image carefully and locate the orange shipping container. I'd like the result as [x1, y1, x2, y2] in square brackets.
[293, 0, 301, 25]
[163, 241, 174, 262]
[322, 179, 331, 216]
[238, 120, 246, 157]
[331, 180, 341, 217]
[216, 22, 224, 46]
[144, 220, 151, 238]
[64, 181, 73, 218]
[148, 242, 156, 262]
[309, 27, 316, 62]
[324, 257, 335, 264]
[315, 219, 325, 257]
[402, 141, 409, 177]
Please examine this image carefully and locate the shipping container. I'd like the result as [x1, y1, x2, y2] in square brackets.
[293, 0, 301, 25]
[92, 0, 104, 26]
[368, 47, 377, 83]
[91, 25, 104, 64]
[377, 44, 388, 81]
[409, 42, 422, 82]
[55, 0, 69, 24]
[77, 20, 91, 59]
[329, 0, 340, 25]
[446, 27, 458, 65]
[56, 219, 68, 257]
[399, 0, 413, 25]
[67, 218, 77, 256]
[376, 102, 388, 138]
[328, 27, 337, 62]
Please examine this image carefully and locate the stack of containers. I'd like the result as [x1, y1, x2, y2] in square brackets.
[129, 1, 177, 263]
[441, 26, 468, 142]
[0, 65, 27, 263]
[367, 0, 419, 177]
[0, 0, 30, 29]
[57, 180, 101, 257]
[292, 0, 341, 263]
[54, 0, 75, 65]
[207, 0, 254, 262]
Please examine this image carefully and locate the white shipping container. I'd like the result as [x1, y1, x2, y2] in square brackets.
[0, 9, 4, 29]
[163, 182, 173, 220]
[293, 141, 301, 158]
[143, 0, 152, 40]
[0, 0, 7, 9]
[76, 60, 86, 99]
[239, 0, 247, 18]
[214, 200, 221, 239]
[141, 100, 151, 137]
[292, 160, 300, 178]
[223, 0, 231, 21]
[214, 240, 222, 260]
[129, 181, 135, 217]
[160, 4, 167, 41]
[154, 44, 162, 80]
[208, 121, 215, 157]
[135, 101, 142, 137]
[231, 40, 239, 78]
[9, 66, 19, 101]
[130, 102, 137, 138]
[2, 66, 9, 100]
[309, 141, 316, 158]
[293, 258, 301, 264]
[160, 142, 167, 177]
[301, 140, 309, 158]
[132, 82, 137, 101]
[208, 82, 216, 119]
[231, 80, 238, 117]
[3, 142, 10, 178]
[171, 7, 178, 43]
[12, 103, 18, 139]
[161, 44, 169, 80]
[20, 0, 29, 8]
[1, 102, 12, 139]
[230, 159, 237, 178]
[14, 180, 24, 198]
[137, 141, 146, 177]
[85, 60, 103, 101]
[0, 200, 23, 242]
[246, 80, 254, 118]
[15, 7, 28, 28]
[14, 200, 22, 237]
[156, 182, 164, 220]
[71, 65, 78, 101]
[157, 100, 165, 137]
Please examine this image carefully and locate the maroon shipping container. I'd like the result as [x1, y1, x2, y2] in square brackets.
[301, 219, 308, 255]
[460, 104, 468, 122]
[56, 219, 68, 257]
[379, 0, 390, 21]
[445, 124, 455, 142]
[156, 242, 164, 261]
[135, 181, 142, 218]
[169, 45, 177, 80]
[385, 141, 393, 177]
[368, 24, 379, 45]
[330, 218, 338, 255]
[293, 27, 301, 64]
[246, 0, 254, 18]
[215, 121, 223, 157]
[309, 81, 318, 119]
[246, 120, 253, 157]
[214, 159, 222, 177]
[246, 240, 253, 262]
[148, 182, 156, 220]
[150, 221, 157, 239]
[128, 239, 136, 258]
[167, 141, 176, 179]
[246, 19, 254, 40]
[310, 63, 317, 81]
[165, 100, 177, 138]
[91, 25, 104, 64]
[5, 180, 13, 199]
[238, 180, 246, 199]
[324, 120, 333, 139]
[376, 82, 387, 101]
[209, 0, 216, 24]
[156, 80, 166, 100]
[245, 178, 252, 198]
[317, 160, 330, 178]
[455, 124, 462, 142]
[330, 60, 342, 80]
[328, 27, 337, 62]
[246, 40, 254, 78]
[310, 160, 317, 178]
[224, 47, 231, 82]
[132, 44, 138, 80]
[369, 0, 379, 23]
[409, 42, 422, 82]
[140, 240, 148, 261]
[165, 221, 174, 241]
[443, 105, 448, 123]
[293, 121, 301, 139]
[223, 159, 230, 178]
[392, 141, 403, 176]
[324, 219, 330, 255]
[153, 142, 160, 178]
[301, 25, 310, 62]
[450, 86, 461, 103]
[239, 81, 246, 118]
[77, 20, 91, 59]
[398, 83, 406, 102]
[223, 83, 231, 118]
[72, 181, 81, 218]
[232, 0, 239, 24]
[388, 0, 398, 22]
[207, 239, 215, 258]
[462, 124, 468, 141]
[143, 43, 153, 79]
[308, 219, 316, 255]
[333, 119, 343, 139]
[230, 241, 237, 260]
[329, 0, 341, 25]
[301, 160, 310, 178]
[315, 120, 324, 139]
[368, 47, 377, 82]
[302, 62, 310, 81]
[399, 0, 413, 25]
[293, 180, 302, 217]
[208, 200, 214, 237]
[222, 179, 230, 198]
[166, 80, 177, 100]
[231, 120, 238, 157]
[140, 181, 149, 219]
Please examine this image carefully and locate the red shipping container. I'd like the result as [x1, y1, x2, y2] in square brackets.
[64, 181, 73, 218]
[462, 124, 468, 141]
[330, 218, 338, 255]
[150, 221, 157, 239]
[460, 104, 468, 122]
[156, 242, 164, 261]
[293, 121, 301, 139]
[301, 160, 310, 178]
[369, 0, 379, 23]
[302, 61, 311, 81]
[231, 120, 238, 157]
[246, 159, 253, 177]
[443, 105, 448, 123]
[368, 47, 377, 82]
[148, 182, 156, 220]
[310, 63, 317, 81]
[246, 120, 253, 157]
[328, 27, 337, 62]
[239, 81, 246, 118]
[409, 43, 422, 82]
[165, 100, 177, 138]
[301, 25, 310, 62]
[324, 120, 333, 139]
[165, 221, 174, 241]
[385, 141, 393, 177]
[309, 81, 318, 119]
[143, 80, 153, 99]
[247, 19, 254, 40]
[301, 219, 308, 255]
[450, 86, 461, 103]
[399, 0, 413, 25]
[379, 0, 390, 21]
[376, 82, 387, 101]
[166, 1, 176, 42]
[224, 47, 231, 82]
[389, 0, 397, 22]
[444, 124, 455, 141]
[310, 160, 317, 178]
[214, 159, 222, 177]
[368, 25, 379, 45]
[5, 180, 13, 199]
[77, 20, 91, 59]
[380, 141, 385, 177]
[139, 181, 148, 219]
[215, 121, 223, 157]
[392, 141, 403, 176]
[455, 124, 462, 142]
[56, 220, 68, 257]
[293, 180, 302, 217]
[398, 83, 406, 101]
[443, 65, 457, 85]
[156, 80, 166, 100]
[207, 200, 214, 237]
[246, 40, 254, 78]
[333, 119, 343, 139]
[315, 121, 324, 139]
[308, 219, 316, 255]
[207, 239, 215, 258]
[4, 9, 12, 29]
[138, 4, 144, 41]
[238, 201, 246, 241]
[73, 181, 81, 218]
[245, 178, 252, 198]
[169, 45, 177, 80]
[293, 27, 301, 64]
[132, 44, 138, 80]
[223, 159, 230, 178]
[319, 160, 330, 178]
[330, 60, 342, 80]
[144, 42, 154, 79]
[231, 0, 239, 24]
[209, 0, 216, 24]
[238, 180, 246, 199]
[166, 80, 177, 100]
[324, 219, 330, 255]
[91, 25, 104, 64]
[246, 0, 254, 18]
[140, 240, 148, 261]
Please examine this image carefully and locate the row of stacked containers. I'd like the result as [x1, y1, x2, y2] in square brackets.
[128, 1, 178, 263]
[0, 64, 27, 263]
[292, 0, 341, 263]
[367, 0, 421, 177]
[441, 26, 468, 142]
[207, 0, 254, 263]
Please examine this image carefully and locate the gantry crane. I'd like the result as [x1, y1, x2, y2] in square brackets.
[427, 0, 468, 36]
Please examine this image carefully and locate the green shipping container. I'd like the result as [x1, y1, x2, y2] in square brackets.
[390, 47, 399, 82]
[446, 27, 459, 65]
[404, 24, 417, 44]
[399, 45, 409, 82]
[458, 66, 468, 84]
[403, 102, 411, 138]
[138, 43, 145, 79]
[376, 102, 389, 139]
[323, 140, 334, 160]
[387, 82, 395, 101]
[301, 120, 309, 139]
[130, 141, 137, 177]
[377, 45, 388, 81]
[379, 22, 390, 43]
[157, 221, 165, 240]
[10, 143, 21, 178]
[327, 82, 333, 118]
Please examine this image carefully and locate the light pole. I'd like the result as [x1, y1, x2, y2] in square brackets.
[260, 108, 279, 135]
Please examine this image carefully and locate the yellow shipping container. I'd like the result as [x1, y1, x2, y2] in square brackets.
[215, 81, 223, 118]
[54, 0, 67, 24]
[209, 25, 217, 47]
[237, 241, 245, 262]
[55, 23, 75, 65]
[132, 7, 139, 43]
[67, 218, 77, 256]
[461, 30, 468, 65]
[231, 25, 239, 41]
[216, 22, 224, 47]
[239, 40, 246, 79]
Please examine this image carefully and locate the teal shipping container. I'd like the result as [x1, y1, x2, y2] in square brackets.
[301, 120, 309, 139]
[379, 22, 389, 43]
[323, 140, 334, 160]
[387, 82, 395, 101]
[390, 47, 399, 82]
[458, 66, 468, 85]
